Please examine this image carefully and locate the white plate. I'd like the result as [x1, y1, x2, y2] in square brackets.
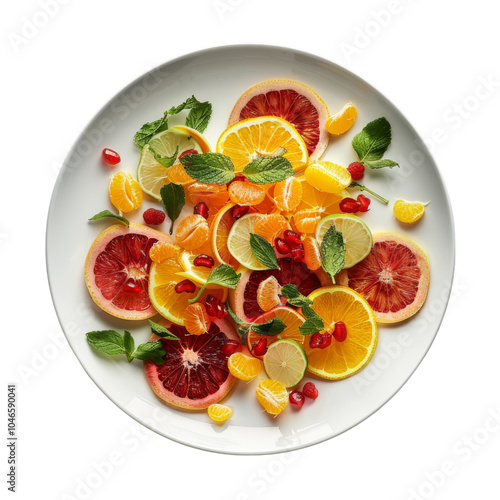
[46, 45, 455, 455]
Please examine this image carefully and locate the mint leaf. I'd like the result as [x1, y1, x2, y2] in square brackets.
[188, 265, 241, 303]
[280, 284, 313, 307]
[249, 234, 279, 270]
[186, 102, 212, 133]
[131, 341, 166, 364]
[148, 320, 180, 340]
[320, 225, 346, 283]
[242, 156, 294, 184]
[160, 183, 185, 234]
[86, 331, 126, 356]
[123, 331, 135, 362]
[251, 318, 287, 336]
[150, 145, 179, 168]
[227, 304, 247, 326]
[349, 181, 389, 204]
[238, 325, 251, 342]
[180, 152, 235, 185]
[352, 117, 392, 163]
[89, 210, 129, 227]
[134, 112, 169, 148]
[167, 96, 201, 115]
[299, 305, 324, 336]
[363, 159, 399, 169]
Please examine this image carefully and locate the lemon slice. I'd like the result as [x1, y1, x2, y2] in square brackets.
[137, 126, 211, 200]
[393, 199, 430, 223]
[176, 249, 220, 289]
[226, 213, 267, 270]
[263, 339, 308, 388]
[304, 161, 352, 195]
[315, 214, 372, 268]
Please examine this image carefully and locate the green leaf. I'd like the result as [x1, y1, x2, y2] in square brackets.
[186, 102, 212, 133]
[363, 159, 399, 169]
[251, 318, 287, 336]
[150, 145, 179, 168]
[238, 325, 251, 342]
[349, 181, 389, 204]
[249, 234, 279, 270]
[299, 305, 325, 336]
[123, 331, 135, 361]
[188, 265, 241, 303]
[227, 304, 247, 326]
[180, 152, 235, 185]
[167, 96, 201, 115]
[280, 284, 313, 307]
[89, 210, 129, 227]
[131, 341, 166, 365]
[160, 183, 185, 234]
[86, 330, 126, 356]
[148, 320, 180, 340]
[242, 156, 294, 184]
[352, 117, 392, 163]
[133, 113, 169, 148]
[320, 226, 346, 283]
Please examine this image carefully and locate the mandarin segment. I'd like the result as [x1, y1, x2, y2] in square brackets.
[184, 302, 211, 335]
[393, 199, 429, 223]
[253, 214, 289, 243]
[256, 276, 281, 312]
[175, 214, 209, 251]
[228, 353, 262, 381]
[255, 379, 289, 416]
[326, 103, 357, 135]
[302, 236, 322, 271]
[228, 181, 266, 206]
[167, 163, 195, 185]
[273, 177, 303, 212]
[207, 404, 232, 422]
[149, 240, 178, 263]
[109, 172, 143, 212]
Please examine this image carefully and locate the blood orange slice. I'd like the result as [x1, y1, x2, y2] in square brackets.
[84, 223, 172, 320]
[338, 232, 430, 323]
[228, 79, 330, 161]
[144, 317, 239, 409]
[229, 257, 331, 323]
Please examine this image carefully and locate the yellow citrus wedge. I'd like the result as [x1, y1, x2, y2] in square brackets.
[109, 172, 143, 212]
[255, 379, 288, 416]
[207, 404, 232, 423]
[304, 161, 352, 195]
[393, 199, 430, 223]
[326, 103, 357, 135]
[228, 353, 262, 381]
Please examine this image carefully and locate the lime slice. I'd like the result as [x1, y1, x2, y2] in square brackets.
[263, 339, 308, 388]
[137, 126, 210, 200]
[226, 213, 267, 270]
[315, 214, 372, 268]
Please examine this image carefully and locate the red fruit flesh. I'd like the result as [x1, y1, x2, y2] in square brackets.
[194, 202, 209, 220]
[357, 195, 371, 213]
[302, 382, 318, 400]
[179, 149, 199, 160]
[309, 332, 332, 349]
[252, 338, 268, 357]
[102, 148, 120, 165]
[205, 294, 228, 319]
[231, 205, 250, 219]
[193, 254, 214, 268]
[347, 161, 365, 181]
[289, 390, 305, 408]
[175, 279, 196, 294]
[275, 238, 290, 255]
[222, 340, 240, 357]
[143, 208, 166, 225]
[340, 198, 361, 213]
[144, 318, 239, 409]
[332, 322, 347, 342]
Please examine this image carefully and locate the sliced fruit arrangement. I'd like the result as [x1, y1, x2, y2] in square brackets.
[84, 80, 433, 421]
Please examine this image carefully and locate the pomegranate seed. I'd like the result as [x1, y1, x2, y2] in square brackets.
[205, 294, 228, 319]
[309, 332, 332, 349]
[283, 230, 302, 249]
[252, 338, 268, 357]
[357, 195, 371, 212]
[222, 340, 240, 357]
[231, 204, 250, 219]
[302, 382, 318, 400]
[333, 321, 347, 342]
[275, 237, 290, 255]
[194, 202, 209, 220]
[122, 281, 142, 293]
[291, 246, 305, 262]
[102, 148, 120, 165]
[227, 175, 246, 188]
[179, 149, 198, 160]
[347, 161, 365, 181]
[174, 279, 196, 294]
[193, 254, 214, 268]
[340, 197, 361, 213]
[289, 390, 305, 408]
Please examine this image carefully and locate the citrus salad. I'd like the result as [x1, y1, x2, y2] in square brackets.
[84, 79, 430, 421]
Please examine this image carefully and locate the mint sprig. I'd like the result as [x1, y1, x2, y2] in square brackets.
[160, 183, 185, 234]
[242, 156, 294, 184]
[320, 225, 346, 283]
[150, 145, 179, 168]
[249, 234, 279, 270]
[352, 117, 399, 169]
[188, 265, 241, 303]
[180, 152, 235, 185]
[299, 305, 325, 336]
[280, 284, 313, 307]
[89, 210, 130, 227]
[86, 330, 166, 365]
[148, 320, 180, 340]
[227, 304, 286, 342]
[134, 112, 169, 149]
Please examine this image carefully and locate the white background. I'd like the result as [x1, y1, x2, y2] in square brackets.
[2, 0, 500, 499]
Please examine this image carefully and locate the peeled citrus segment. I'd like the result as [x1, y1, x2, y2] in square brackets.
[226, 213, 267, 270]
[255, 379, 288, 416]
[85, 223, 171, 320]
[210, 202, 238, 266]
[393, 199, 429, 223]
[263, 339, 307, 388]
[228, 181, 266, 206]
[143, 319, 238, 409]
[303, 286, 378, 380]
[302, 236, 322, 271]
[149, 240, 178, 263]
[186, 182, 230, 222]
[256, 276, 281, 312]
[326, 103, 357, 135]
[253, 214, 289, 243]
[184, 303, 211, 335]
[207, 404, 232, 422]
[228, 352, 262, 381]
[137, 126, 211, 200]
[167, 163, 194, 185]
[304, 161, 352, 195]
[149, 256, 226, 325]
[338, 232, 430, 323]
[216, 116, 309, 172]
[109, 172, 143, 212]
[273, 177, 303, 212]
[228, 79, 330, 161]
[175, 214, 209, 251]
[316, 214, 373, 268]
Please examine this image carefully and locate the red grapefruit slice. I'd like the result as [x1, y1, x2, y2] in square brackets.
[229, 257, 331, 323]
[228, 79, 330, 161]
[144, 317, 239, 410]
[84, 223, 172, 320]
[338, 232, 430, 323]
